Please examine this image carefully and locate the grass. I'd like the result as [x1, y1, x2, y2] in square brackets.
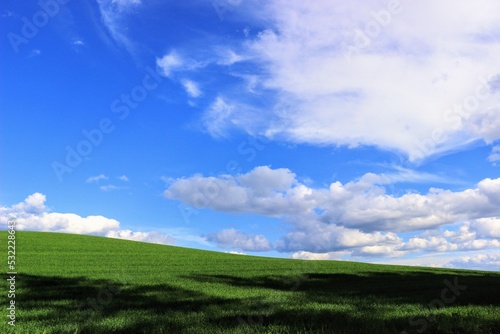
[0, 231, 499, 333]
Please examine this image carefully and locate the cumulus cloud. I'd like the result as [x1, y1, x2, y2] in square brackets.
[446, 253, 500, 271]
[0, 193, 120, 234]
[12, 193, 46, 214]
[206, 228, 272, 251]
[165, 166, 311, 217]
[0, 193, 174, 244]
[166, 166, 500, 233]
[352, 245, 407, 258]
[165, 166, 500, 255]
[200, 0, 500, 161]
[470, 218, 500, 238]
[275, 221, 402, 253]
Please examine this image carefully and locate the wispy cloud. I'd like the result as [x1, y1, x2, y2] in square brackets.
[99, 184, 126, 191]
[206, 228, 272, 251]
[86, 174, 108, 183]
[488, 145, 500, 164]
[118, 175, 129, 182]
[96, 0, 142, 54]
[111, 0, 141, 6]
[199, 0, 500, 162]
[201, 96, 266, 138]
[216, 49, 247, 66]
[181, 79, 202, 98]
[28, 49, 41, 57]
[106, 229, 174, 245]
[72, 39, 85, 46]
[156, 51, 186, 78]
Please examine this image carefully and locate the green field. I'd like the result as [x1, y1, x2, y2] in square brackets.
[1, 231, 499, 333]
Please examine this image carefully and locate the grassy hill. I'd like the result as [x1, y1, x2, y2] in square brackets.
[1, 231, 499, 333]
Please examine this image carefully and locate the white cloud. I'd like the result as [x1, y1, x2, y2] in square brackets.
[471, 217, 500, 238]
[201, 0, 500, 161]
[12, 193, 46, 214]
[0, 193, 174, 244]
[99, 185, 124, 191]
[201, 97, 235, 137]
[403, 236, 459, 252]
[227, 251, 247, 255]
[166, 166, 500, 232]
[156, 51, 185, 77]
[206, 228, 272, 251]
[181, 79, 202, 98]
[165, 166, 500, 255]
[446, 253, 500, 271]
[291, 250, 348, 260]
[96, 0, 141, 54]
[362, 166, 457, 185]
[29, 49, 41, 57]
[86, 174, 108, 183]
[111, 0, 141, 7]
[165, 166, 311, 216]
[488, 145, 500, 163]
[275, 221, 402, 253]
[216, 49, 247, 65]
[352, 245, 407, 258]
[106, 229, 174, 245]
[158, 227, 212, 247]
[0, 193, 119, 234]
[118, 175, 129, 182]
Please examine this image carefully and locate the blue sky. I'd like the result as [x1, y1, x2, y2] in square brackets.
[1, 0, 500, 271]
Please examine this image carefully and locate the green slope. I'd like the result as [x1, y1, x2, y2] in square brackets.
[1, 231, 499, 333]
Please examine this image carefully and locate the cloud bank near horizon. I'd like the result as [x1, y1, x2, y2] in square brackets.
[165, 165, 500, 269]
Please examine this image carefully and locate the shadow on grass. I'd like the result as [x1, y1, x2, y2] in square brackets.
[6, 270, 500, 334]
[187, 270, 500, 304]
[12, 273, 237, 333]
[186, 270, 500, 333]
